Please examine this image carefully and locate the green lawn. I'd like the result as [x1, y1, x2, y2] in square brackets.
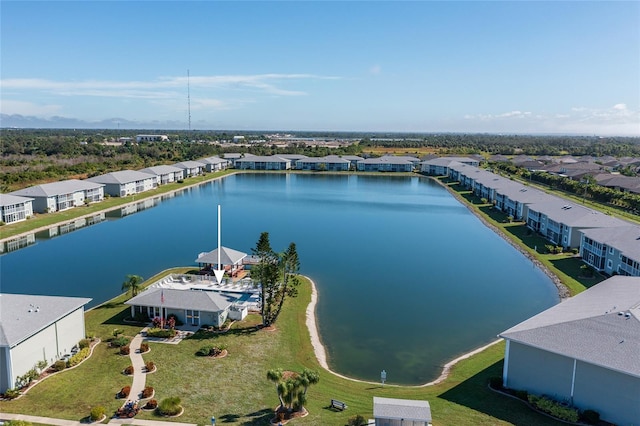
[0, 273, 564, 426]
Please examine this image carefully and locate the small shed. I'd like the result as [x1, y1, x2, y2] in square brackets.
[373, 397, 432, 426]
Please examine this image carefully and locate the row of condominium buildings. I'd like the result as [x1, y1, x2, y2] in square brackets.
[2, 154, 637, 278]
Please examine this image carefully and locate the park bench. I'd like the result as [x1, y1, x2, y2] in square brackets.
[330, 399, 347, 411]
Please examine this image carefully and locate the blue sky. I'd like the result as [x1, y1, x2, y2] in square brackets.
[2, 1, 639, 135]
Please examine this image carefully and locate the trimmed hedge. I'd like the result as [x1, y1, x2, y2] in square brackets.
[68, 347, 90, 367]
[146, 328, 176, 338]
[528, 394, 578, 422]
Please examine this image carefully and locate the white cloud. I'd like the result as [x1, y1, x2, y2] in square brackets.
[464, 104, 640, 136]
[1, 73, 340, 99]
[369, 65, 381, 75]
[0, 99, 62, 117]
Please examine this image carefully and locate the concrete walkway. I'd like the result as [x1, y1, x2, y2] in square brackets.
[126, 328, 148, 404]
[0, 412, 196, 426]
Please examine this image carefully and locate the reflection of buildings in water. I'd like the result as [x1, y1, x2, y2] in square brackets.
[59, 218, 87, 235]
[86, 212, 106, 226]
[2, 233, 36, 253]
[110, 197, 160, 218]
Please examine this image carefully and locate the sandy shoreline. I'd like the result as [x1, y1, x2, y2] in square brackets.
[304, 275, 503, 387]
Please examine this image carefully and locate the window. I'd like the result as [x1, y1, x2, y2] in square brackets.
[607, 260, 613, 269]
[609, 247, 614, 255]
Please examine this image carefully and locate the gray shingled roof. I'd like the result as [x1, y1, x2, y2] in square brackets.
[195, 246, 247, 265]
[298, 156, 349, 164]
[581, 226, 640, 262]
[0, 193, 34, 207]
[198, 156, 229, 165]
[527, 199, 629, 228]
[87, 170, 155, 185]
[139, 165, 183, 175]
[373, 397, 432, 422]
[235, 155, 290, 163]
[173, 160, 206, 169]
[0, 293, 91, 347]
[124, 287, 234, 312]
[10, 179, 103, 198]
[494, 181, 555, 204]
[500, 276, 640, 377]
[360, 157, 413, 165]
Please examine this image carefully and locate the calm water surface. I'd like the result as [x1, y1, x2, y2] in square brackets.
[0, 173, 559, 384]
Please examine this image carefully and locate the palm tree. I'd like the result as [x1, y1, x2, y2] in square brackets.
[274, 242, 301, 320]
[295, 369, 319, 411]
[266, 369, 285, 408]
[121, 274, 143, 298]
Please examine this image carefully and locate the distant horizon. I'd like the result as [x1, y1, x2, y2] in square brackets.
[2, 2, 638, 137]
[2, 114, 639, 139]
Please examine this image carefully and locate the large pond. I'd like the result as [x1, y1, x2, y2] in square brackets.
[0, 173, 559, 384]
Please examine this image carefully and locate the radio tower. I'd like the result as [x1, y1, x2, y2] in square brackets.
[187, 69, 192, 131]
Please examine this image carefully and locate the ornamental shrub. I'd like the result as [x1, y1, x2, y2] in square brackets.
[53, 360, 67, 371]
[120, 345, 130, 355]
[157, 397, 182, 416]
[78, 338, 90, 349]
[144, 399, 158, 409]
[139, 342, 149, 353]
[68, 348, 90, 367]
[119, 386, 131, 398]
[528, 394, 578, 422]
[145, 361, 155, 372]
[111, 336, 130, 347]
[3, 388, 21, 399]
[124, 365, 134, 375]
[142, 386, 154, 398]
[90, 406, 105, 421]
[196, 345, 215, 356]
[348, 415, 367, 426]
[146, 328, 175, 338]
[580, 409, 600, 425]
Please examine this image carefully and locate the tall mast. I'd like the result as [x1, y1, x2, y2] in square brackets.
[187, 69, 192, 132]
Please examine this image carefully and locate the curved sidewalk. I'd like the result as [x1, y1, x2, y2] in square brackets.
[0, 412, 196, 426]
[125, 328, 148, 404]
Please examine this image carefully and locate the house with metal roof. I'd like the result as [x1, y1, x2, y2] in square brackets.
[373, 397, 432, 426]
[0, 194, 34, 224]
[124, 287, 235, 328]
[0, 293, 91, 393]
[296, 155, 350, 171]
[87, 170, 156, 197]
[499, 276, 640, 426]
[356, 156, 415, 172]
[10, 179, 104, 213]
[525, 199, 628, 248]
[235, 155, 292, 170]
[580, 225, 640, 277]
[139, 165, 185, 186]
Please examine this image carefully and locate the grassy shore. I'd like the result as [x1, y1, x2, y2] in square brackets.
[0, 269, 563, 425]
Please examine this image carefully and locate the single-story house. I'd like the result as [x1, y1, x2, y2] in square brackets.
[580, 225, 640, 276]
[139, 165, 185, 186]
[10, 179, 104, 213]
[499, 276, 640, 426]
[373, 397, 432, 426]
[124, 287, 235, 328]
[0, 293, 91, 393]
[0, 194, 34, 224]
[87, 170, 156, 197]
[173, 160, 207, 178]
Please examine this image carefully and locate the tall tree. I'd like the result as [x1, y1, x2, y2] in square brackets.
[252, 232, 279, 326]
[274, 242, 301, 320]
[121, 274, 143, 298]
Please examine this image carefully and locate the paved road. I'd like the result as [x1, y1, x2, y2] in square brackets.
[0, 412, 196, 426]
